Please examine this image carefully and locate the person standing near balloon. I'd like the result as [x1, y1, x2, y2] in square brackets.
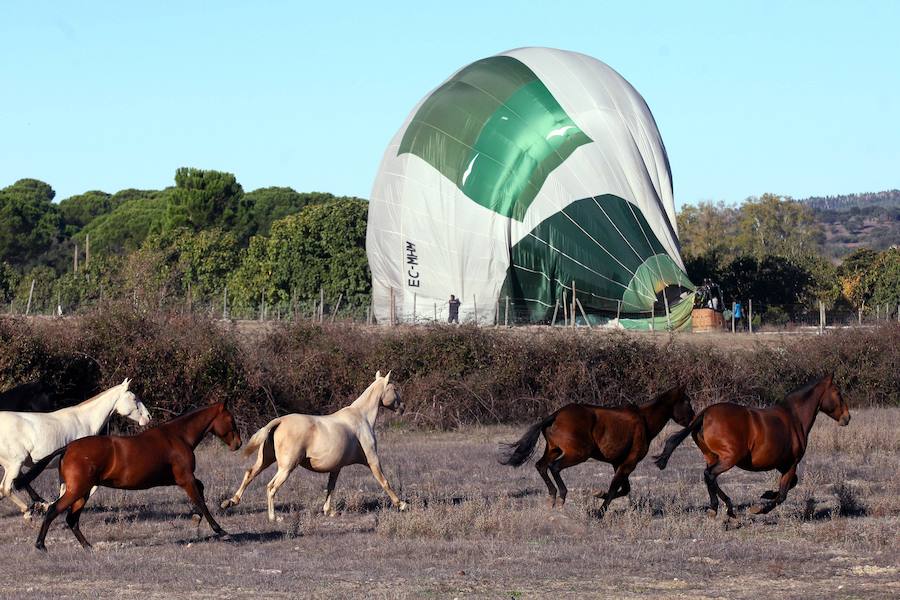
[448, 295, 461, 324]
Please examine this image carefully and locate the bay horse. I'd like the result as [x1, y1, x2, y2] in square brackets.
[0, 379, 149, 518]
[654, 374, 850, 517]
[220, 371, 407, 521]
[18, 401, 241, 551]
[499, 386, 694, 515]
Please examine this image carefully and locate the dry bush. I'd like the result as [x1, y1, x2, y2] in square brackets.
[0, 310, 897, 430]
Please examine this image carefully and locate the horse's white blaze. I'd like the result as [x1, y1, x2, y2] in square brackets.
[223, 372, 406, 520]
[0, 379, 151, 515]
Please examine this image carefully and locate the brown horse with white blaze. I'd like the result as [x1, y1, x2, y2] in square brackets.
[500, 386, 694, 515]
[18, 402, 242, 551]
[654, 374, 850, 517]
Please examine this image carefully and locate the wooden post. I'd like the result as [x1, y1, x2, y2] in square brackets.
[571, 281, 576, 328]
[433, 302, 437, 323]
[319, 287, 325, 324]
[505, 296, 510, 327]
[650, 304, 655, 332]
[187, 281, 192, 314]
[749, 299, 754, 334]
[551, 300, 559, 326]
[412, 293, 417, 324]
[818, 300, 824, 334]
[858, 307, 862, 325]
[663, 292, 671, 331]
[222, 286, 228, 320]
[366, 305, 372, 325]
[74, 243, 79, 273]
[472, 294, 477, 326]
[85, 234, 90, 268]
[616, 300, 621, 323]
[388, 288, 395, 326]
[330, 293, 343, 324]
[57, 290, 61, 317]
[25, 279, 35, 316]
[576, 298, 592, 328]
[562, 290, 569, 325]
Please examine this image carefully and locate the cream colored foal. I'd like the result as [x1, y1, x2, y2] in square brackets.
[221, 371, 407, 521]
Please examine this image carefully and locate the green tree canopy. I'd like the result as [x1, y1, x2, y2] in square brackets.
[78, 189, 169, 255]
[165, 168, 244, 232]
[58, 190, 121, 235]
[236, 188, 338, 243]
[734, 194, 824, 260]
[0, 179, 61, 268]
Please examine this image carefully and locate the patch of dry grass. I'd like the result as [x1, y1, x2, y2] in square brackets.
[0, 409, 896, 598]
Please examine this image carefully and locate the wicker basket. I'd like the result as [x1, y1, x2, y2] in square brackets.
[692, 308, 725, 332]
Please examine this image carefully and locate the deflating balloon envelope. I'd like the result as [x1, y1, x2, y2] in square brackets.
[366, 47, 695, 329]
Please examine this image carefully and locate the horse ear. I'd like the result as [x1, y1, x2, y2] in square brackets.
[384, 370, 392, 384]
[122, 378, 130, 389]
[376, 370, 382, 379]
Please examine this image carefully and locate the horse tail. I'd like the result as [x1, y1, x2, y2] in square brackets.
[498, 410, 560, 467]
[653, 412, 704, 470]
[243, 416, 284, 458]
[13, 446, 66, 491]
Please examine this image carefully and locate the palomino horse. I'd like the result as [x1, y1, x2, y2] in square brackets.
[221, 371, 407, 521]
[654, 374, 850, 517]
[500, 386, 694, 515]
[20, 402, 241, 551]
[0, 378, 150, 518]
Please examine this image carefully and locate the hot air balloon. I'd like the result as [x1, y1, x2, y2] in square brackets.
[366, 47, 695, 330]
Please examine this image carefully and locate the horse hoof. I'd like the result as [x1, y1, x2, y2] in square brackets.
[220, 499, 233, 510]
[706, 509, 718, 519]
[191, 514, 202, 525]
[398, 501, 409, 512]
[593, 492, 608, 500]
[748, 503, 767, 515]
[35, 544, 47, 553]
[546, 498, 556, 509]
[217, 532, 233, 542]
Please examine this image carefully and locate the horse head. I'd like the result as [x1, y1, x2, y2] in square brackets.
[820, 373, 850, 426]
[376, 370, 405, 415]
[211, 402, 242, 451]
[113, 378, 151, 427]
[667, 384, 695, 427]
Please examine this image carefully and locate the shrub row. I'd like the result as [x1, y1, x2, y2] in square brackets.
[1, 305, 897, 432]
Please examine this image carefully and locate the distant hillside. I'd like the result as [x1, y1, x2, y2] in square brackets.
[799, 190, 900, 259]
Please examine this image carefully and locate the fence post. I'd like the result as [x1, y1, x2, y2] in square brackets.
[576, 298, 592, 328]
[818, 300, 824, 334]
[650, 304, 655, 332]
[412, 292, 417, 324]
[330, 293, 343, 324]
[731, 302, 736, 333]
[472, 295, 477, 326]
[389, 288, 395, 326]
[571, 281, 576, 329]
[663, 292, 671, 331]
[57, 290, 61, 317]
[748, 299, 753, 334]
[616, 300, 621, 323]
[25, 279, 35, 316]
[858, 307, 862, 325]
[74, 243, 79, 273]
[551, 299, 559, 327]
[562, 290, 569, 325]
[222, 286, 228, 320]
[505, 296, 510, 327]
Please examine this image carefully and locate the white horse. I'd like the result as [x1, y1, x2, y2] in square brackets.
[221, 371, 408, 521]
[0, 378, 150, 518]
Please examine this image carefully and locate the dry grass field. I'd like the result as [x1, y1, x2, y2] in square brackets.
[1, 409, 897, 599]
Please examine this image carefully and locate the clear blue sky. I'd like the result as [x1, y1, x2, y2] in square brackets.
[2, 2, 898, 208]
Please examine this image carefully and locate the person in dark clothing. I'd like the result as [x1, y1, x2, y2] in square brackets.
[448, 294, 461, 324]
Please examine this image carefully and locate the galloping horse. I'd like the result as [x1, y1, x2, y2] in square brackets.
[654, 374, 850, 517]
[500, 386, 694, 515]
[19, 401, 241, 551]
[0, 379, 150, 518]
[221, 371, 407, 521]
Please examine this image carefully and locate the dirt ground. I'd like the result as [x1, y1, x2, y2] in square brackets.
[1, 409, 897, 599]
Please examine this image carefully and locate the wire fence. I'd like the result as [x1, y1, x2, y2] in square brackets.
[4, 276, 898, 333]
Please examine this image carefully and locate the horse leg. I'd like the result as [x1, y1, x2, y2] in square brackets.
[596, 463, 635, 517]
[322, 470, 340, 516]
[0, 462, 37, 519]
[548, 456, 568, 508]
[535, 446, 560, 508]
[704, 460, 736, 519]
[221, 439, 276, 510]
[751, 465, 798, 514]
[23, 482, 46, 505]
[265, 464, 296, 522]
[366, 455, 407, 511]
[35, 483, 87, 551]
[760, 471, 798, 500]
[180, 476, 229, 539]
[65, 495, 92, 550]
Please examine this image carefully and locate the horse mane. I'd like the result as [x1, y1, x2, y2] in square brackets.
[779, 376, 825, 405]
[165, 402, 222, 424]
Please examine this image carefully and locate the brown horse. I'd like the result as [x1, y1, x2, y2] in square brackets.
[17, 402, 242, 551]
[500, 386, 694, 515]
[654, 374, 850, 517]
